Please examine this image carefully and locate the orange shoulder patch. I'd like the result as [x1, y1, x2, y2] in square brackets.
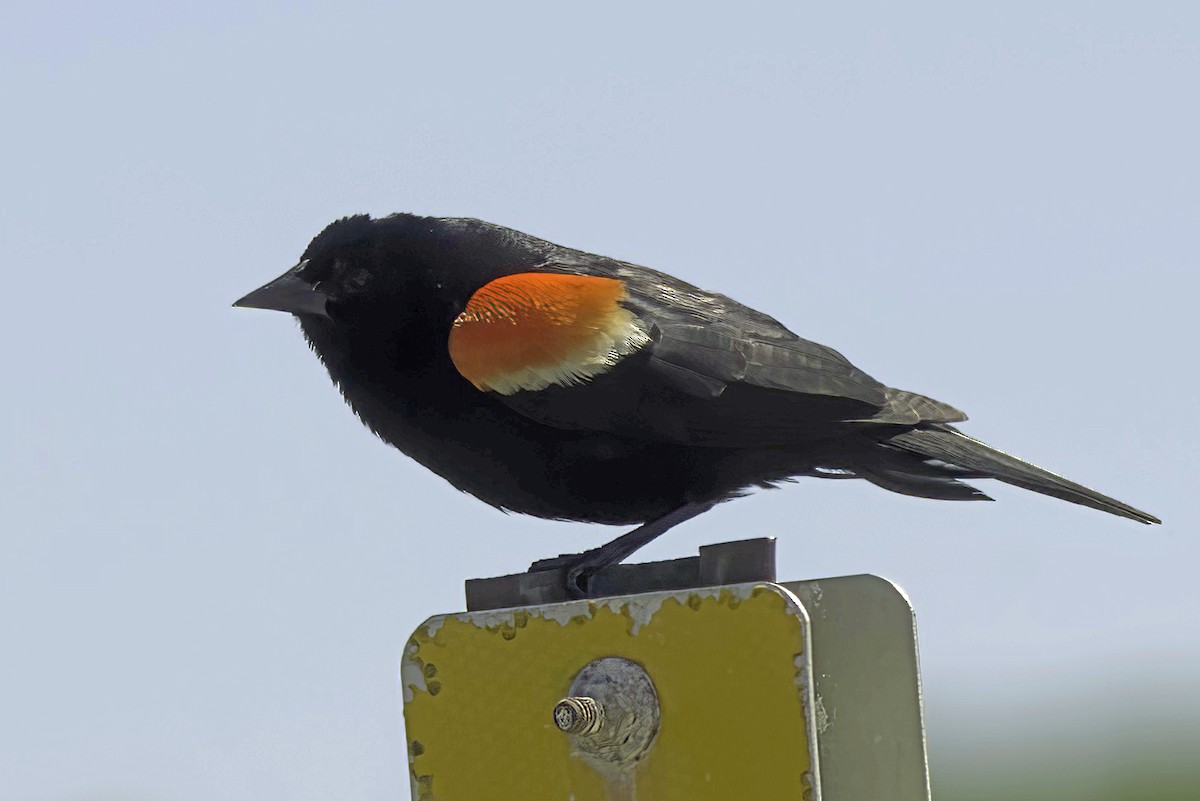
[448, 272, 650, 395]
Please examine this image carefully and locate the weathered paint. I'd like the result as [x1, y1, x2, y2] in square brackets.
[402, 582, 816, 800]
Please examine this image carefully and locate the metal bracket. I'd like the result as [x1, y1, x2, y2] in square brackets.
[464, 538, 776, 611]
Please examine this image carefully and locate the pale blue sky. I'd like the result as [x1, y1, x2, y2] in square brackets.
[2, 3, 1196, 799]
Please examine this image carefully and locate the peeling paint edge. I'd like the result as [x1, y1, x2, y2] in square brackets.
[415, 582, 779, 640]
[778, 584, 823, 801]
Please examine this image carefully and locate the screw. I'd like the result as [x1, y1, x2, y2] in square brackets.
[553, 696, 604, 735]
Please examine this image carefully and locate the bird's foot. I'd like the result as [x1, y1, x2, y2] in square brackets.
[526, 550, 601, 598]
[525, 501, 718, 599]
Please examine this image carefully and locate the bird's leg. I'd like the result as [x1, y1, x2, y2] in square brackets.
[529, 501, 718, 599]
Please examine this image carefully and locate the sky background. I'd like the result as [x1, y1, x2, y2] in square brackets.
[2, 2, 1197, 799]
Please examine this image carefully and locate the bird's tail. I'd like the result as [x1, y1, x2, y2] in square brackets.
[877, 425, 1160, 524]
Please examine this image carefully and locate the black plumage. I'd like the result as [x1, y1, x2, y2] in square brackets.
[235, 213, 1159, 588]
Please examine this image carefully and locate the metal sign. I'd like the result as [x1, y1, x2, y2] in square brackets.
[402, 542, 929, 800]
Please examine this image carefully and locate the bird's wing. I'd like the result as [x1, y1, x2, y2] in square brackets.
[447, 258, 965, 446]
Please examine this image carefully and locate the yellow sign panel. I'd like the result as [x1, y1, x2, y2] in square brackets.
[402, 582, 815, 800]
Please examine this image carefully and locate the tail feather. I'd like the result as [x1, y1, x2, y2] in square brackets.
[884, 425, 1161, 524]
[859, 468, 994, 502]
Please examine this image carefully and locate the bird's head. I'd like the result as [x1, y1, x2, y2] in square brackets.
[234, 213, 548, 333]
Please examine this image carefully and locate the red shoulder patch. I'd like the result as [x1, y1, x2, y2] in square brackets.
[448, 272, 649, 395]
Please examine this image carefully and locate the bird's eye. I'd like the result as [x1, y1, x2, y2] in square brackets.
[313, 259, 370, 296]
[343, 267, 370, 291]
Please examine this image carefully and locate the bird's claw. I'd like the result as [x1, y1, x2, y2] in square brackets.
[527, 552, 600, 598]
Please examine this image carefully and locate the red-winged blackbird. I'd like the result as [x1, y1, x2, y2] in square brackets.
[235, 214, 1159, 589]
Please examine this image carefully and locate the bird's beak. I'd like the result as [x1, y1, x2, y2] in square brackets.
[233, 263, 331, 319]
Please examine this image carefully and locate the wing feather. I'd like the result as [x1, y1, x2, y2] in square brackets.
[469, 256, 963, 446]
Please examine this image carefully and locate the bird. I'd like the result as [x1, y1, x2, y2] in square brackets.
[234, 213, 1159, 593]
